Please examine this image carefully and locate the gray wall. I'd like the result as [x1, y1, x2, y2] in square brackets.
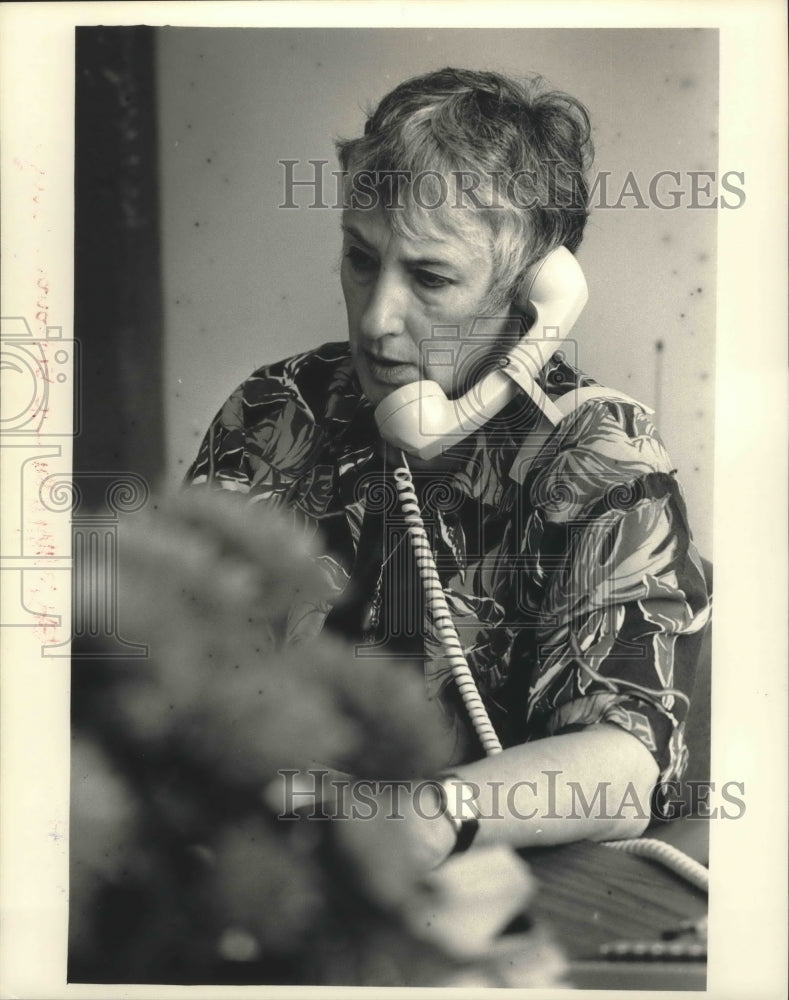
[157, 28, 717, 556]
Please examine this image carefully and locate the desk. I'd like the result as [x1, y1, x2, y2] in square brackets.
[522, 820, 709, 990]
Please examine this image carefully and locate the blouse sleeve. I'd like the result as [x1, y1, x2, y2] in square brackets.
[185, 386, 254, 493]
[517, 399, 711, 813]
[184, 352, 324, 504]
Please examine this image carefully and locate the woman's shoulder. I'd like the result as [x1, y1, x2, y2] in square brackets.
[539, 354, 672, 473]
[242, 341, 353, 394]
[551, 390, 673, 477]
[517, 356, 678, 521]
[224, 341, 358, 426]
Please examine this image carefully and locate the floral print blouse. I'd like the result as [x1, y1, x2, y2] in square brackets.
[186, 342, 711, 810]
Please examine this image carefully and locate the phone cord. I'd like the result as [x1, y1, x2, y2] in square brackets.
[601, 837, 709, 893]
[392, 462, 503, 756]
[392, 453, 709, 895]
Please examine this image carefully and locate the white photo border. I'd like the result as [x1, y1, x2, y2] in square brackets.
[1, 2, 786, 999]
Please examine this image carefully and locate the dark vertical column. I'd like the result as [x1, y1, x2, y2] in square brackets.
[71, 32, 165, 981]
[74, 26, 164, 506]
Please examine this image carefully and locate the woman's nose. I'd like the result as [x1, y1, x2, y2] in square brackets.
[359, 272, 407, 341]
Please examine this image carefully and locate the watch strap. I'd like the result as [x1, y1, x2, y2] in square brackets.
[435, 773, 481, 855]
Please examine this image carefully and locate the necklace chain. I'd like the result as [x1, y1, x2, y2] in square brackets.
[361, 531, 409, 641]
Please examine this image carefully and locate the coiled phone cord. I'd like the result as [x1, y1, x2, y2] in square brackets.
[392, 462, 503, 756]
[392, 453, 708, 895]
[602, 837, 709, 893]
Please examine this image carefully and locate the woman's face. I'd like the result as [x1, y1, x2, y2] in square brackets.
[341, 207, 515, 408]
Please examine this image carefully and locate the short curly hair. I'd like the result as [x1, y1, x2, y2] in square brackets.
[336, 67, 594, 308]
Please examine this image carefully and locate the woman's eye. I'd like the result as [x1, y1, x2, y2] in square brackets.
[345, 247, 377, 272]
[414, 270, 452, 290]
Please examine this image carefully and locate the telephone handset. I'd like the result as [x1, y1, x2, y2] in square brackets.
[374, 245, 588, 460]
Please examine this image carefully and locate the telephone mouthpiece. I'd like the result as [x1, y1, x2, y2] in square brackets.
[374, 381, 453, 460]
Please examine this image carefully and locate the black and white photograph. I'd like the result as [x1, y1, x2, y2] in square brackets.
[0, 3, 786, 997]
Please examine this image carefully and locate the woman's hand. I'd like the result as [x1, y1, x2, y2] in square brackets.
[330, 780, 540, 963]
[330, 780, 457, 909]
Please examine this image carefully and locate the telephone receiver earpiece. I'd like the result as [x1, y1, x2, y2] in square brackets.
[374, 245, 589, 460]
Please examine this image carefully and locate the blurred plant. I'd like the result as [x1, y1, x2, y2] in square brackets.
[69, 489, 563, 986]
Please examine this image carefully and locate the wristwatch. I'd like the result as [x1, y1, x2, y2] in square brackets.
[434, 773, 481, 855]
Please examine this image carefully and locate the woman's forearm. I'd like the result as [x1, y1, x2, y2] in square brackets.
[444, 723, 660, 851]
[300, 725, 661, 885]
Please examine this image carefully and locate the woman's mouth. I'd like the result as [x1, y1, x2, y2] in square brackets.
[364, 353, 420, 386]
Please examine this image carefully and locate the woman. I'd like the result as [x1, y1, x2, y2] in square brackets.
[187, 67, 710, 871]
